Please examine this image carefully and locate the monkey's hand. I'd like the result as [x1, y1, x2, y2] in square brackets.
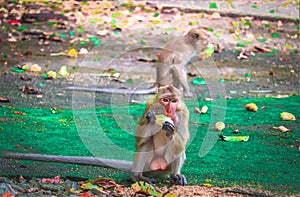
[162, 121, 175, 137]
[145, 110, 156, 124]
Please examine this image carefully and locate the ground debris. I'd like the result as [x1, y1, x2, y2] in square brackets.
[0, 176, 281, 197]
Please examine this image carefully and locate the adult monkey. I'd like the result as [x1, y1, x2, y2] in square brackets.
[3, 85, 190, 185]
[66, 27, 210, 97]
[157, 27, 210, 97]
[132, 84, 190, 185]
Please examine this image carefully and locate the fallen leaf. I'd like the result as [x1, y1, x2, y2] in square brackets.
[280, 112, 296, 121]
[245, 103, 258, 112]
[215, 122, 225, 131]
[273, 126, 290, 132]
[30, 64, 42, 72]
[58, 65, 70, 77]
[67, 48, 78, 58]
[194, 106, 202, 114]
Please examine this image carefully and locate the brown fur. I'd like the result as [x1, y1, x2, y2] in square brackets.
[157, 27, 210, 97]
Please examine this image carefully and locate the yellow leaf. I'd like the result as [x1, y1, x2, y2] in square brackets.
[67, 48, 78, 58]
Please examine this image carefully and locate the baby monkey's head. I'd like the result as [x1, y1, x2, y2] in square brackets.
[186, 27, 210, 46]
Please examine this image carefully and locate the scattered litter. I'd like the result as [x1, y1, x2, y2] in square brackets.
[21, 86, 41, 94]
[36, 94, 43, 99]
[81, 182, 103, 191]
[201, 183, 212, 187]
[209, 2, 218, 9]
[191, 78, 206, 85]
[233, 129, 239, 134]
[40, 176, 61, 184]
[249, 90, 275, 94]
[97, 29, 109, 36]
[237, 50, 248, 60]
[205, 98, 214, 101]
[280, 112, 296, 121]
[245, 103, 258, 112]
[200, 106, 209, 114]
[275, 95, 289, 99]
[67, 48, 78, 58]
[46, 71, 57, 79]
[0, 97, 10, 103]
[210, 12, 221, 19]
[0, 183, 18, 196]
[215, 122, 225, 131]
[79, 48, 89, 55]
[22, 64, 29, 70]
[13, 111, 26, 116]
[132, 181, 178, 197]
[273, 126, 290, 132]
[194, 106, 208, 114]
[30, 64, 42, 72]
[194, 106, 202, 114]
[58, 65, 70, 77]
[220, 135, 249, 142]
[254, 45, 272, 53]
[11, 67, 25, 73]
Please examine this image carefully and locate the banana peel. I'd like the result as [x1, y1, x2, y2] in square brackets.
[220, 135, 249, 142]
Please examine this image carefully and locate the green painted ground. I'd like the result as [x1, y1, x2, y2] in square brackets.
[0, 95, 299, 194]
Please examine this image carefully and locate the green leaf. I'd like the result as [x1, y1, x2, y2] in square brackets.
[209, 2, 218, 9]
[153, 13, 159, 17]
[271, 33, 280, 38]
[11, 67, 25, 73]
[257, 38, 266, 42]
[192, 78, 207, 85]
[207, 27, 214, 32]
[236, 43, 245, 47]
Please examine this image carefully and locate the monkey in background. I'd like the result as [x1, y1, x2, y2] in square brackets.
[157, 27, 210, 97]
[132, 85, 190, 185]
[66, 28, 210, 96]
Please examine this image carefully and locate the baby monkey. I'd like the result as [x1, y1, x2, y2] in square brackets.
[132, 85, 190, 185]
[157, 27, 210, 97]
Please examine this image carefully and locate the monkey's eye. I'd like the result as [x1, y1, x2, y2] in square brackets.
[193, 33, 199, 39]
[171, 99, 178, 103]
[161, 98, 178, 104]
[162, 98, 170, 103]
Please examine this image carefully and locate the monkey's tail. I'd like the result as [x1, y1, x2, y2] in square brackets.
[65, 84, 158, 95]
[2, 152, 132, 171]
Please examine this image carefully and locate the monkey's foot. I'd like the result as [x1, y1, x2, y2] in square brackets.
[183, 91, 194, 98]
[131, 175, 156, 184]
[170, 174, 187, 185]
[150, 157, 168, 171]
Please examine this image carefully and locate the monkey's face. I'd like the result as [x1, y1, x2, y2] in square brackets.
[160, 97, 179, 117]
[188, 28, 210, 47]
